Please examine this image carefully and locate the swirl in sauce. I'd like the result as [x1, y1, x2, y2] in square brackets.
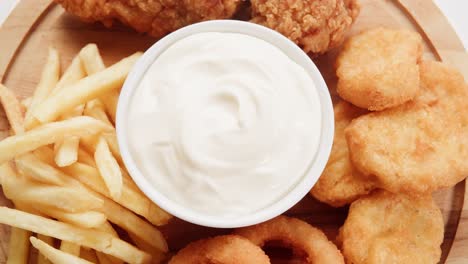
[128, 32, 321, 217]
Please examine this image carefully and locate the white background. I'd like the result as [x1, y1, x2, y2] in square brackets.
[0, 0, 467, 50]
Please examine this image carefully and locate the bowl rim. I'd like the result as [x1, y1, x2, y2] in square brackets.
[116, 20, 334, 228]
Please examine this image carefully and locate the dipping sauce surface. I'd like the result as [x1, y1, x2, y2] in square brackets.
[127, 32, 322, 217]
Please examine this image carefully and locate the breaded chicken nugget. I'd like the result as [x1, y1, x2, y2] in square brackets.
[336, 28, 423, 110]
[311, 101, 375, 207]
[346, 61, 468, 194]
[338, 190, 444, 264]
[250, 0, 360, 55]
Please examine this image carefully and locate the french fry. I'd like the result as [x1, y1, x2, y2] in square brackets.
[79, 45, 123, 184]
[95, 136, 122, 200]
[32, 52, 142, 124]
[58, 170, 168, 254]
[77, 148, 95, 166]
[120, 166, 139, 190]
[79, 134, 98, 154]
[80, 248, 98, 263]
[147, 202, 172, 230]
[62, 162, 121, 202]
[79, 44, 105, 75]
[51, 54, 86, 95]
[81, 133, 122, 164]
[36, 207, 107, 229]
[97, 253, 124, 264]
[53, 54, 87, 168]
[95, 200, 168, 255]
[94, 222, 123, 264]
[34, 146, 55, 164]
[103, 132, 122, 163]
[80, 43, 116, 138]
[20, 174, 166, 261]
[0, 84, 24, 134]
[79, 44, 113, 127]
[83, 99, 112, 125]
[13, 202, 45, 217]
[37, 234, 54, 264]
[129, 233, 167, 264]
[89, 195, 168, 255]
[0, 45, 172, 264]
[96, 221, 118, 237]
[1, 163, 103, 213]
[17, 151, 100, 195]
[24, 48, 60, 130]
[96, 254, 114, 264]
[101, 254, 123, 264]
[54, 137, 80, 167]
[6, 227, 31, 264]
[64, 105, 85, 118]
[21, 97, 32, 111]
[102, 90, 119, 124]
[99, 197, 168, 253]
[0, 116, 112, 164]
[6, 155, 167, 254]
[59, 241, 80, 256]
[0, 207, 151, 264]
[105, 91, 119, 122]
[62, 162, 171, 226]
[30, 237, 92, 264]
[3, 179, 103, 213]
[16, 153, 65, 185]
[79, 43, 119, 123]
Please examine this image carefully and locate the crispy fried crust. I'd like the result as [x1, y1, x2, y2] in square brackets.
[311, 101, 374, 207]
[345, 61, 468, 194]
[235, 216, 345, 263]
[250, 0, 360, 55]
[336, 28, 423, 110]
[55, 0, 242, 38]
[168, 235, 270, 264]
[338, 190, 444, 264]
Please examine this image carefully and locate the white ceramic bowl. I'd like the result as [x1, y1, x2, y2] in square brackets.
[116, 20, 334, 228]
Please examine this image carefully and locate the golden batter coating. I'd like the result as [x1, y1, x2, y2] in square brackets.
[250, 0, 360, 55]
[336, 28, 423, 110]
[311, 101, 374, 207]
[55, 0, 242, 38]
[346, 61, 468, 194]
[339, 190, 444, 264]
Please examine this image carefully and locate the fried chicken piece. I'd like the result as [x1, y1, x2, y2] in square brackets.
[338, 190, 444, 264]
[336, 28, 423, 111]
[55, 0, 242, 38]
[250, 0, 360, 55]
[310, 101, 375, 207]
[346, 61, 468, 194]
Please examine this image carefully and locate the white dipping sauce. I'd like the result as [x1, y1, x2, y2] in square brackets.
[127, 32, 321, 217]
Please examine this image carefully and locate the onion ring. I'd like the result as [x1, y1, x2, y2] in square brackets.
[168, 235, 270, 264]
[235, 216, 344, 263]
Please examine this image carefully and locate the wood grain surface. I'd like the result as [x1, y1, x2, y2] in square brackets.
[0, 0, 466, 263]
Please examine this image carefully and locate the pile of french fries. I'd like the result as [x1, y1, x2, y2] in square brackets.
[0, 44, 172, 264]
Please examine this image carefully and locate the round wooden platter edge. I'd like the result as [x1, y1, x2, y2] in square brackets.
[0, 0, 467, 263]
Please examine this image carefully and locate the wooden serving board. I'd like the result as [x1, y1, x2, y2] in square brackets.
[0, 0, 467, 263]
